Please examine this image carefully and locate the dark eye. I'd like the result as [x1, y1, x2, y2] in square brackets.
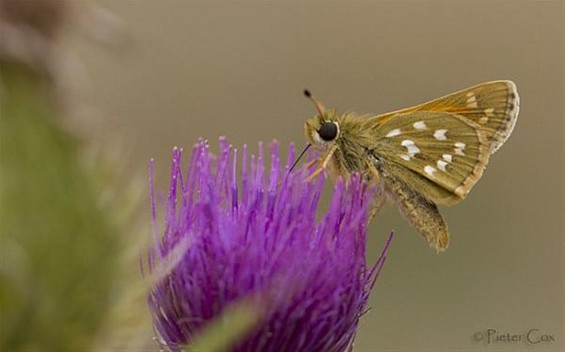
[318, 122, 338, 141]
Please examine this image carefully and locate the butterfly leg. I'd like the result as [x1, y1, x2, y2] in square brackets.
[364, 159, 387, 222]
[368, 188, 387, 222]
[305, 144, 338, 182]
[302, 158, 319, 171]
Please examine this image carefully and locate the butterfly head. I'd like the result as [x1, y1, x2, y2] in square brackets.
[303, 89, 341, 150]
[304, 113, 340, 150]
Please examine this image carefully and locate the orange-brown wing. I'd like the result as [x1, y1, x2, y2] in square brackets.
[373, 80, 519, 154]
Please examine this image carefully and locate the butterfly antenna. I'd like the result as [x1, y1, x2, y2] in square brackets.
[304, 89, 326, 116]
[288, 144, 311, 173]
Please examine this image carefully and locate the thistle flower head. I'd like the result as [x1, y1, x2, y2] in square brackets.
[147, 137, 392, 351]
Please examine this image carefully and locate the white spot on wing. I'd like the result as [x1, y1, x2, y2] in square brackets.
[413, 121, 427, 130]
[433, 129, 447, 140]
[401, 139, 420, 158]
[424, 165, 437, 176]
[400, 154, 411, 161]
[466, 94, 478, 108]
[484, 108, 495, 117]
[454, 142, 466, 156]
[442, 154, 453, 162]
[386, 128, 401, 138]
[437, 160, 448, 171]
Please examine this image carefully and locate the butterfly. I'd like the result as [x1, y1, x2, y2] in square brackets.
[295, 81, 519, 252]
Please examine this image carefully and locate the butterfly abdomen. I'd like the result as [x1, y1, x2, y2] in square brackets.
[383, 173, 450, 252]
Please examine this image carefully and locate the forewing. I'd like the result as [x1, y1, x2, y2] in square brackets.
[372, 111, 491, 205]
[373, 80, 519, 154]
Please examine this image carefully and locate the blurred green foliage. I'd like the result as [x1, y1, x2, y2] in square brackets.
[0, 63, 118, 351]
[186, 299, 261, 352]
[0, 56, 257, 352]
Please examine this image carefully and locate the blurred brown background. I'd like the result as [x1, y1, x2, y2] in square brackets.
[69, 1, 563, 351]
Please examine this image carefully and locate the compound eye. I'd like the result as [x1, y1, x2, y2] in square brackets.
[318, 122, 338, 141]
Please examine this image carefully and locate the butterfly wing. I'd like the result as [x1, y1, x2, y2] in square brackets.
[371, 111, 491, 206]
[373, 80, 519, 154]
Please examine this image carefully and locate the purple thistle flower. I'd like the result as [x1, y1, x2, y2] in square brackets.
[147, 137, 392, 352]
